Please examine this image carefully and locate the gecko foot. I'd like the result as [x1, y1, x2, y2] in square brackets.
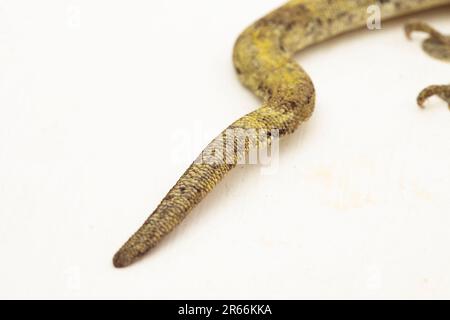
[417, 85, 450, 110]
[405, 21, 450, 62]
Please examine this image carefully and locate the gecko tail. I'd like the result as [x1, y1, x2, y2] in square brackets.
[112, 0, 450, 268]
[113, 247, 137, 268]
[112, 138, 237, 268]
[112, 110, 298, 268]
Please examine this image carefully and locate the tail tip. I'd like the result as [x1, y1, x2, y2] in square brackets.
[113, 250, 134, 268]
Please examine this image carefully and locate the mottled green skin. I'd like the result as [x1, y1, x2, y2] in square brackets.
[113, 0, 450, 268]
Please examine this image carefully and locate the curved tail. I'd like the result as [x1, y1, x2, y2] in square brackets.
[114, 0, 450, 268]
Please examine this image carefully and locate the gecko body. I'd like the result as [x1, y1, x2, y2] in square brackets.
[113, 0, 450, 268]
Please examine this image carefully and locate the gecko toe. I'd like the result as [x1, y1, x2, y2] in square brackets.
[417, 85, 450, 109]
[405, 21, 450, 62]
[423, 38, 450, 62]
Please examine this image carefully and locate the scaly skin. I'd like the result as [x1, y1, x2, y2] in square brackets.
[405, 21, 450, 108]
[113, 0, 450, 268]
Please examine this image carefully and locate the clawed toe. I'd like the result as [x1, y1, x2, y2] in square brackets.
[405, 21, 450, 62]
[417, 85, 450, 110]
[405, 21, 450, 45]
[405, 22, 450, 110]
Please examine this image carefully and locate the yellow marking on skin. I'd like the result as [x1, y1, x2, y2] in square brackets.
[113, 0, 450, 268]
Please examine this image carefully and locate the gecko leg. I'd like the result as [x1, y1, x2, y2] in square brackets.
[405, 22, 450, 109]
[405, 21, 450, 61]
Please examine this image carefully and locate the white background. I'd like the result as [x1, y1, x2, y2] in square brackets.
[0, 0, 449, 299]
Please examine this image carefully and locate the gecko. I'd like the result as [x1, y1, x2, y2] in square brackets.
[113, 0, 450, 268]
